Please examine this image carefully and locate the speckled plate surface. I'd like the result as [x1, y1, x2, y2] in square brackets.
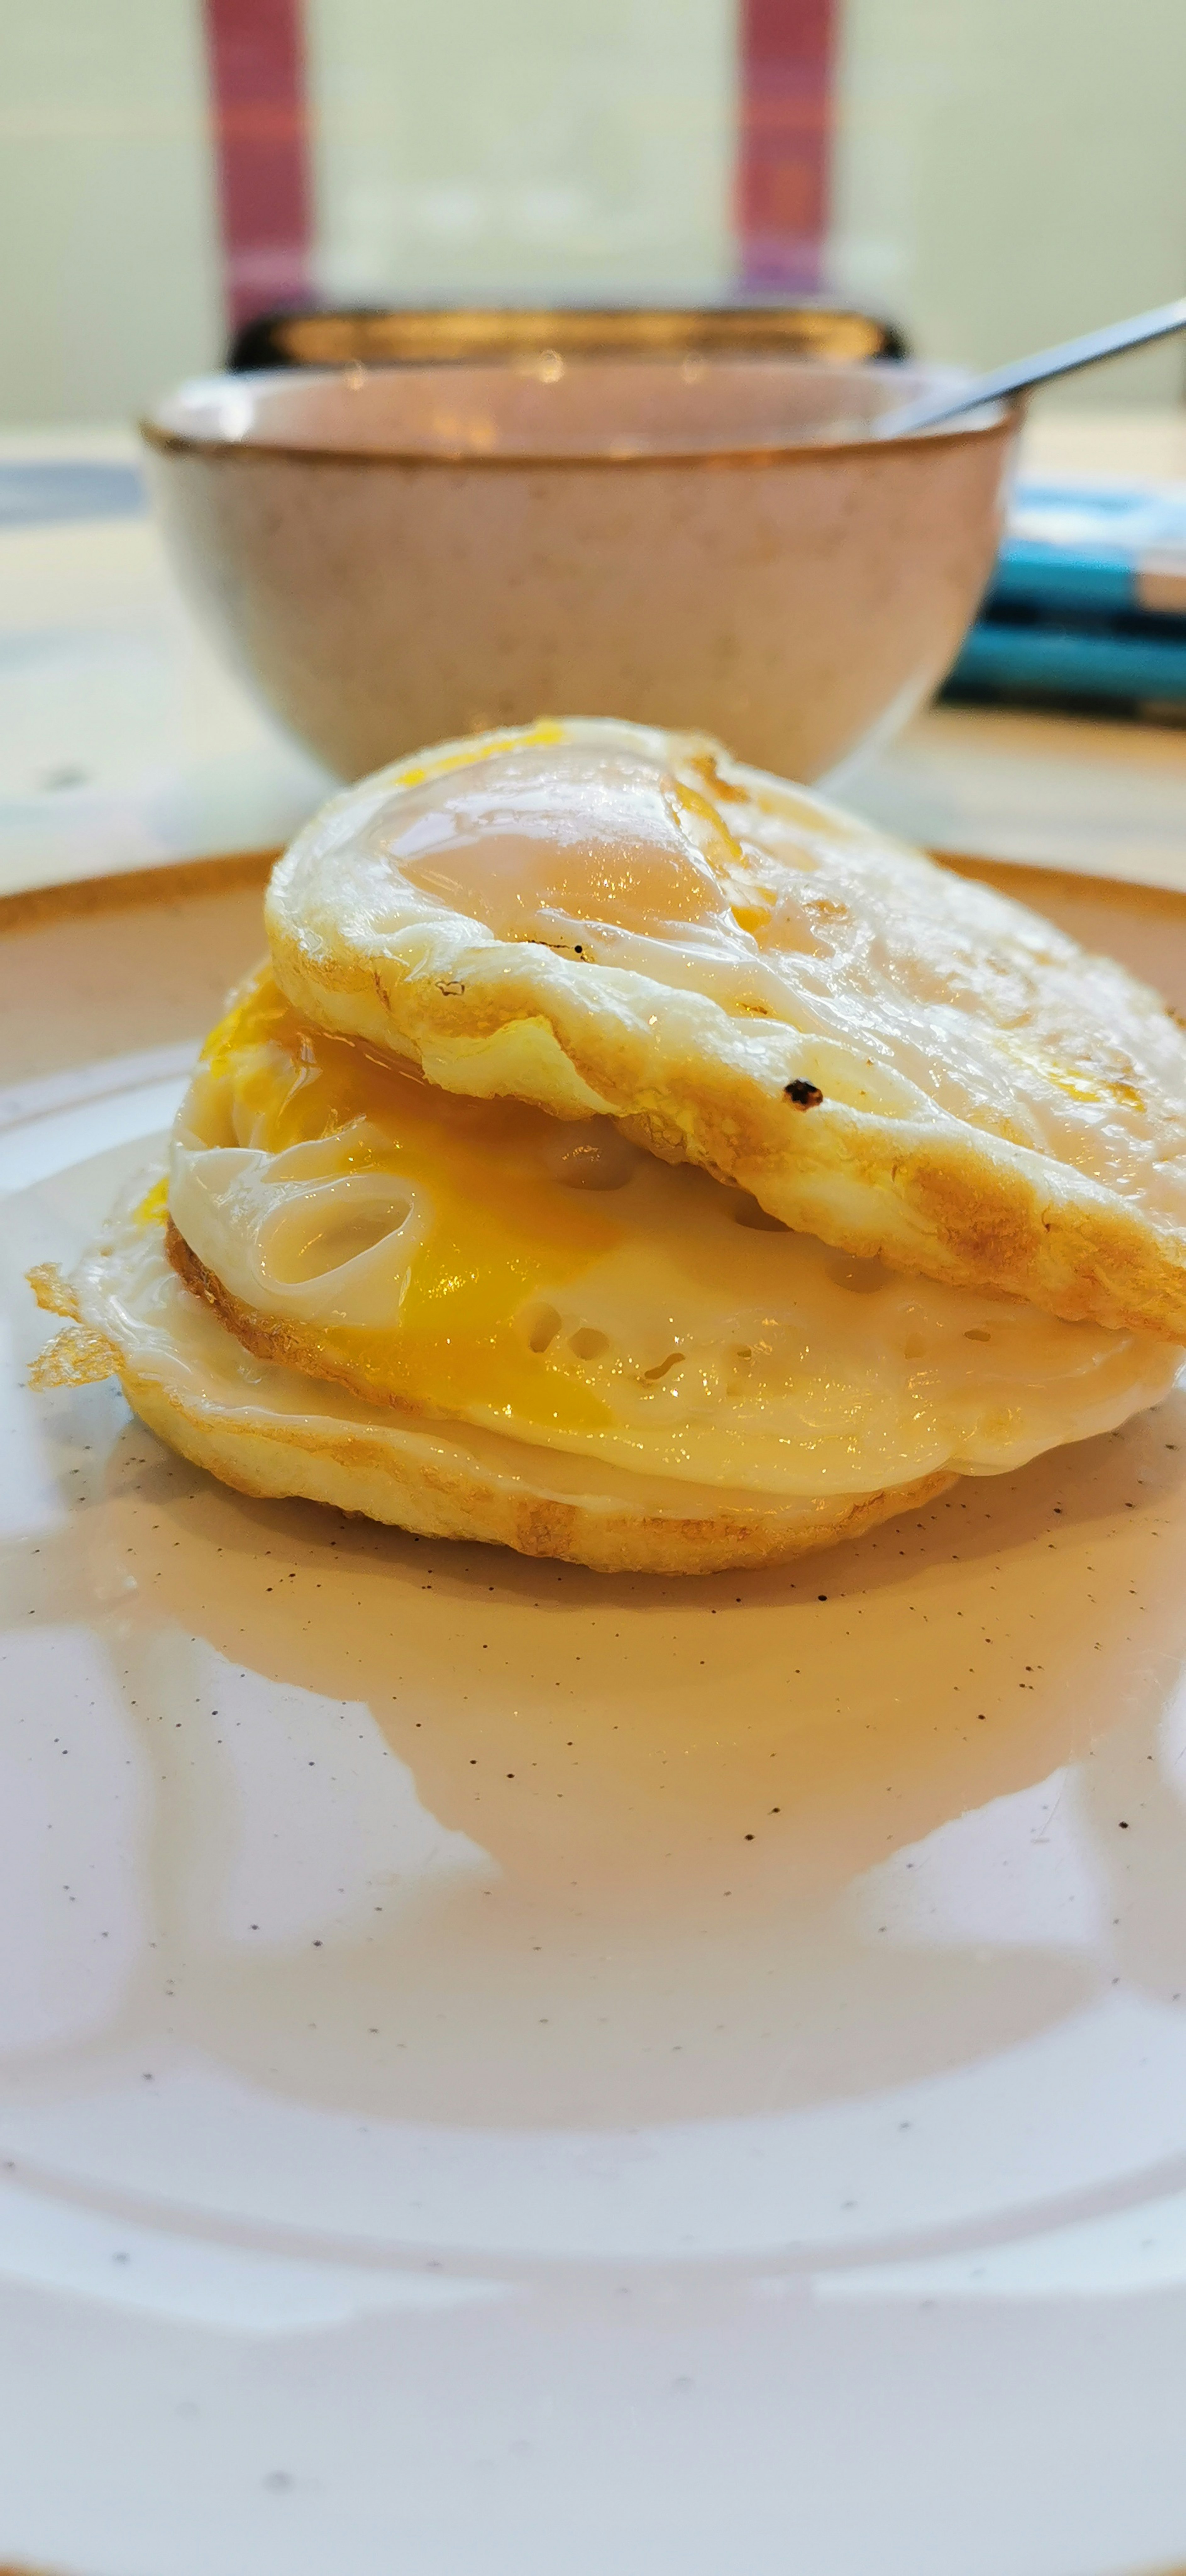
[3, 1035, 1186, 2576]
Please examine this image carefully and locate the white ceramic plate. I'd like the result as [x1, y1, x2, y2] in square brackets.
[3, 1050, 1186, 2576]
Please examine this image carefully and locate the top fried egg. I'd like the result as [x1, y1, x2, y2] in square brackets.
[266, 717, 1186, 1341]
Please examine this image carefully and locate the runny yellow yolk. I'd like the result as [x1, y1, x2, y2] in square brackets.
[177, 964, 626, 1436]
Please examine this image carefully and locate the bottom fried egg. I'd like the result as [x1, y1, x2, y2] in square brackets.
[31, 1191, 958, 1574]
[161, 965, 1182, 1503]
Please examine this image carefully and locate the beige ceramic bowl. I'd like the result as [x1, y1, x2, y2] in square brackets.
[142, 358, 1016, 783]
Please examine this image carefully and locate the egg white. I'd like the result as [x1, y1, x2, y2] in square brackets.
[265, 719, 1186, 1343]
[76, 1182, 945, 1550]
[168, 1114, 1182, 1501]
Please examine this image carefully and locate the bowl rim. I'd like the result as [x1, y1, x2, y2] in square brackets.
[140, 364, 1019, 472]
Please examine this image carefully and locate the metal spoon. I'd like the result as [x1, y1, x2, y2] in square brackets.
[875, 294, 1186, 438]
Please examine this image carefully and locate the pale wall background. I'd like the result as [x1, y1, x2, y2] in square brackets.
[306, 0, 737, 308]
[1, 0, 222, 425]
[829, 0, 1186, 409]
[2, 0, 1184, 426]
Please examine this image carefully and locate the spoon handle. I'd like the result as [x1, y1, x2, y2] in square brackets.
[877, 295, 1186, 438]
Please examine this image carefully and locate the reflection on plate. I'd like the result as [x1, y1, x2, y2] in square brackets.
[3, 1055, 1186, 2575]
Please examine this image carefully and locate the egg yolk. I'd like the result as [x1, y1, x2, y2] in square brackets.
[181, 963, 630, 1436]
[385, 740, 768, 947]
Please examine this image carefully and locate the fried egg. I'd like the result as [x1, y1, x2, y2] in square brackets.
[30, 1187, 957, 1575]
[159, 963, 1178, 1503]
[30, 720, 1186, 1573]
[267, 718, 1186, 1340]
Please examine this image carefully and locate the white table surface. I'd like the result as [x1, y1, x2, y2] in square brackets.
[0, 429, 334, 900]
[3, 411, 1186, 903]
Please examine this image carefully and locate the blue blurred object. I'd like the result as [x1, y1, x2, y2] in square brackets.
[0, 460, 146, 528]
[943, 478, 1186, 712]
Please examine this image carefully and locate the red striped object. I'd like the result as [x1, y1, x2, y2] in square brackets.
[202, 0, 313, 334]
[737, 0, 836, 294]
